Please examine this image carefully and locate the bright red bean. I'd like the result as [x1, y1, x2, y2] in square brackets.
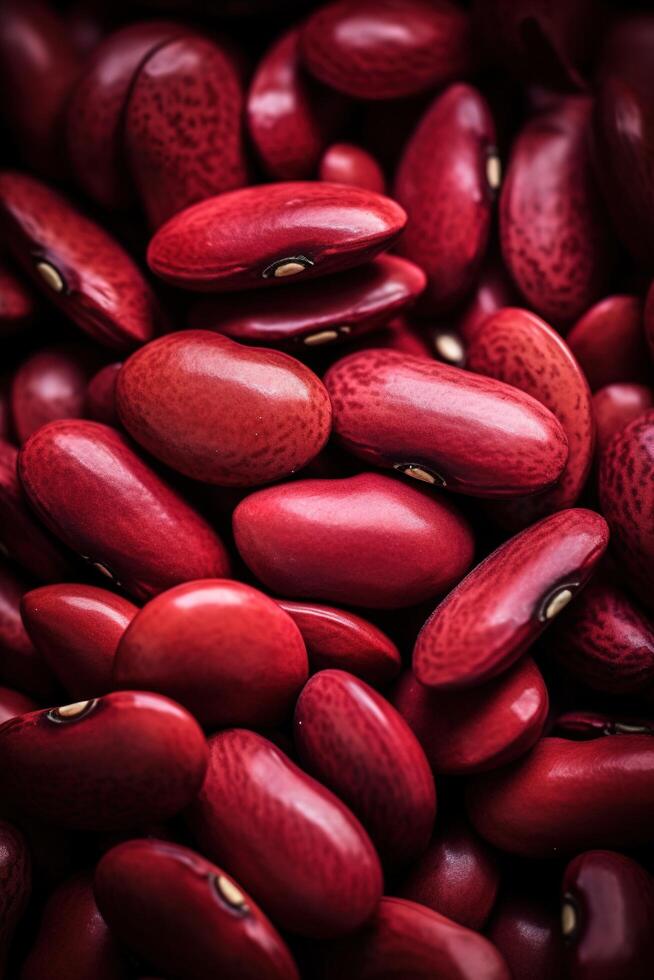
[566, 295, 650, 392]
[318, 143, 385, 194]
[11, 343, 99, 443]
[593, 383, 654, 454]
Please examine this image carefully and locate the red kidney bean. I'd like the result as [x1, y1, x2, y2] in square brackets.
[11, 343, 99, 444]
[593, 383, 654, 454]
[598, 410, 654, 613]
[189, 254, 425, 349]
[467, 734, 654, 856]
[0, 691, 207, 831]
[301, 0, 473, 100]
[94, 839, 299, 980]
[0, 173, 162, 351]
[394, 657, 548, 773]
[0, 259, 35, 338]
[125, 33, 248, 229]
[86, 363, 122, 427]
[320, 897, 510, 980]
[562, 850, 654, 980]
[551, 576, 654, 697]
[467, 307, 594, 527]
[18, 420, 231, 600]
[247, 28, 347, 180]
[294, 669, 435, 865]
[0, 439, 74, 583]
[487, 892, 564, 980]
[0, 820, 30, 975]
[20, 871, 128, 980]
[398, 820, 500, 929]
[395, 84, 497, 313]
[0, 0, 81, 177]
[233, 472, 474, 608]
[115, 579, 308, 729]
[457, 255, 518, 345]
[0, 560, 59, 700]
[187, 728, 382, 937]
[0, 686, 38, 726]
[318, 144, 385, 194]
[117, 330, 332, 486]
[21, 584, 137, 700]
[325, 349, 568, 496]
[414, 509, 609, 688]
[278, 600, 401, 686]
[566, 295, 650, 392]
[552, 710, 654, 740]
[500, 97, 613, 325]
[147, 181, 407, 291]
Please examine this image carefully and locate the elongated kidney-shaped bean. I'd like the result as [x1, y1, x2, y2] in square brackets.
[326, 349, 568, 497]
[186, 729, 382, 937]
[147, 182, 406, 291]
[467, 735, 654, 856]
[593, 384, 654, 454]
[0, 691, 207, 831]
[0, 820, 30, 975]
[117, 331, 332, 486]
[94, 840, 299, 980]
[233, 472, 474, 608]
[566, 295, 650, 392]
[414, 509, 609, 688]
[18, 420, 230, 600]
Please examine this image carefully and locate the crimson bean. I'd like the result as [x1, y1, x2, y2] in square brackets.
[593, 383, 654, 454]
[85, 363, 121, 427]
[11, 343, 99, 443]
[318, 144, 385, 194]
[566, 295, 650, 392]
[0, 560, 60, 700]
[487, 891, 564, 980]
[457, 255, 518, 346]
[0, 686, 38, 726]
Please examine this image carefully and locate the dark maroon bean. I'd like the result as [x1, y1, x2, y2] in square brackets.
[11, 343, 99, 443]
[551, 710, 654, 739]
[85, 363, 121, 427]
[0, 686, 38, 726]
[0, 259, 35, 339]
[567, 295, 650, 392]
[0, 820, 30, 975]
[0, 560, 59, 700]
[487, 892, 564, 980]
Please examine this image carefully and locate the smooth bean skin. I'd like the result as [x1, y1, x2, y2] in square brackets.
[147, 182, 407, 292]
[0, 686, 38, 726]
[0, 560, 59, 700]
[0, 691, 207, 832]
[0, 173, 161, 350]
[457, 255, 518, 345]
[233, 472, 475, 609]
[94, 840, 299, 980]
[562, 851, 654, 980]
[11, 343, 98, 443]
[186, 729, 382, 937]
[115, 580, 308, 729]
[20, 872, 128, 980]
[566, 295, 650, 392]
[294, 670, 435, 865]
[398, 821, 500, 930]
[394, 658, 548, 773]
[301, 0, 473, 100]
[189, 254, 425, 349]
[0, 259, 35, 338]
[0, 820, 31, 976]
[487, 892, 564, 980]
[18, 420, 231, 601]
[117, 331, 332, 486]
[500, 97, 612, 324]
[86, 363, 121, 427]
[319, 897, 511, 980]
[21, 584, 137, 700]
[593, 384, 654, 454]
[467, 735, 654, 856]
[395, 84, 496, 313]
[325, 349, 568, 497]
[278, 600, 401, 686]
[319, 144, 385, 194]
[414, 509, 608, 688]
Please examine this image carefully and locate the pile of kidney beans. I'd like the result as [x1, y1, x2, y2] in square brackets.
[1, 0, 654, 976]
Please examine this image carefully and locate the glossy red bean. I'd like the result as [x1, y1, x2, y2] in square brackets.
[301, 0, 473, 100]
[21, 584, 137, 700]
[398, 821, 500, 929]
[0, 691, 207, 831]
[0, 259, 35, 338]
[0, 820, 30, 976]
[566, 295, 650, 392]
[467, 307, 594, 527]
[278, 600, 401, 686]
[95, 840, 299, 980]
[115, 580, 308, 729]
[467, 735, 654, 856]
[487, 892, 564, 980]
[457, 255, 518, 345]
[395, 84, 497, 313]
[19, 420, 230, 600]
[125, 33, 248, 229]
[11, 343, 98, 444]
[500, 98, 612, 324]
[147, 182, 407, 292]
[413, 509, 609, 688]
[593, 384, 654, 454]
[0, 560, 59, 700]
[233, 472, 474, 608]
[562, 851, 654, 980]
[187, 729, 382, 937]
[0, 686, 38, 726]
[320, 897, 510, 980]
[318, 144, 385, 194]
[247, 28, 346, 180]
[20, 871, 128, 980]
[0, 173, 162, 351]
[394, 657, 548, 773]
[86, 363, 121, 427]
[325, 349, 568, 497]
[117, 331, 331, 486]
[294, 669, 435, 865]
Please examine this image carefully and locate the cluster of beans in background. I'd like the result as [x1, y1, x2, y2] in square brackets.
[1, 0, 654, 977]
